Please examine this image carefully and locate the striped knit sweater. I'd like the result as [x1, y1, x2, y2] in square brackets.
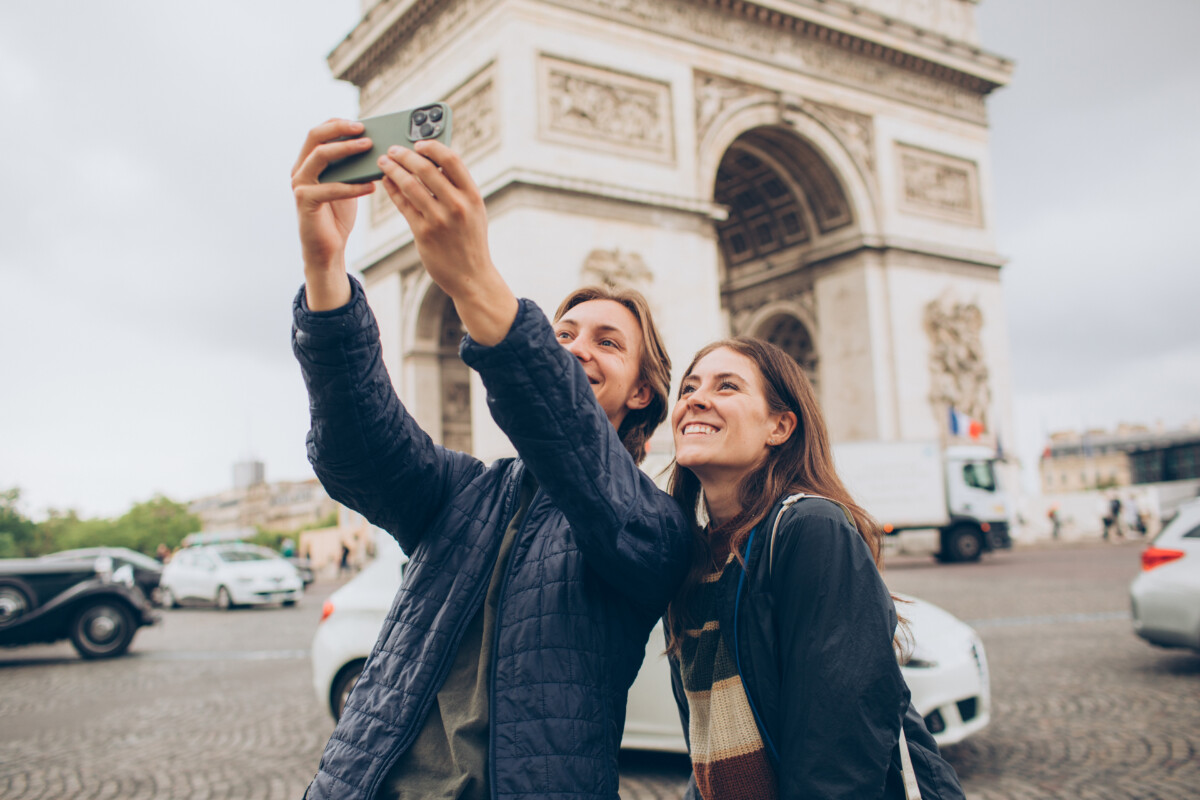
[680, 554, 778, 800]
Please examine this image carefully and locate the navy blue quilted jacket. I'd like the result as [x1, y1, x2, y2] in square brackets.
[293, 279, 691, 800]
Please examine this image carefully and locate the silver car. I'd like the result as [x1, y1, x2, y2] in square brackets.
[1131, 498, 1200, 651]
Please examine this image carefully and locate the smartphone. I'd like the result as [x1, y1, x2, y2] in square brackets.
[318, 103, 453, 184]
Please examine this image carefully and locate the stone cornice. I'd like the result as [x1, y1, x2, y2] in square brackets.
[728, 0, 1011, 89]
[328, 0, 1012, 95]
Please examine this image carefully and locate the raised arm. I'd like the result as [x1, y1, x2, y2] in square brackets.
[461, 302, 690, 614]
[376, 140, 518, 345]
[290, 118, 377, 312]
[290, 122, 483, 552]
[375, 142, 689, 612]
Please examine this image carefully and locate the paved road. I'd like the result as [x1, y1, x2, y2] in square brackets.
[1, 541, 1197, 799]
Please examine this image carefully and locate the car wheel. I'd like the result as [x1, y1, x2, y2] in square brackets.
[159, 586, 178, 609]
[215, 585, 234, 611]
[0, 578, 35, 629]
[330, 660, 366, 721]
[944, 526, 984, 563]
[69, 601, 136, 659]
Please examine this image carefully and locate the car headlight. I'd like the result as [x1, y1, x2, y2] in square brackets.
[902, 647, 939, 669]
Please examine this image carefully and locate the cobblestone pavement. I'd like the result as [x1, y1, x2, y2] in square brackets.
[1, 541, 1197, 799]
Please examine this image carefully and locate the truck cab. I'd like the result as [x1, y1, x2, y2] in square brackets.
[941, 445, 1011, 562]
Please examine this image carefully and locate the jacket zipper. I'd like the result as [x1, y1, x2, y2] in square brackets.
[489, 466, 540, 800]
[364, 462, 527, 800]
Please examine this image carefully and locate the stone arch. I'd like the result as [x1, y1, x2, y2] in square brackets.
[697, 99, 880, 243]
[746, 304, 820, 395]
[411, 278, 473, 452]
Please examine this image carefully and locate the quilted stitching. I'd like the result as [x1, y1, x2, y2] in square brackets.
[294, 286, 689, 800]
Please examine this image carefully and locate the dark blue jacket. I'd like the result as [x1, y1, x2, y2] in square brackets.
[293, 280, 690, 800]
[669, 497, 964, 800]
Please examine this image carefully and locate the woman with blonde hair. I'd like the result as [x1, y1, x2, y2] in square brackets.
[665, 336, 964, 800]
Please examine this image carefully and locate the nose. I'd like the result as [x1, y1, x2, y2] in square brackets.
[685, 389, 710, 410]
[565, 337, 591, 362]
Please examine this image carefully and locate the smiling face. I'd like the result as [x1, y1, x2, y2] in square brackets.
[553, 298, 652, 431]
[672, 346, 797, 492]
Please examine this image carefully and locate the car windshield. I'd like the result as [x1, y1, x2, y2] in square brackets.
[214, 549, 273, 563]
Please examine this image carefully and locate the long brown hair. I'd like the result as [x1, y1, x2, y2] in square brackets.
[663, 337, 885, 657]
[554, 285, 672, 466]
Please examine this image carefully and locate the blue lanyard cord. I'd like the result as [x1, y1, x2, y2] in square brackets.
[733, 522, 780, 764]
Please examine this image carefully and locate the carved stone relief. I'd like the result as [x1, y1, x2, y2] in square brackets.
[580, 248, 654, 293]
[726, 278, 817, 323]
[446, 63, 499, 159]
[896, 143, 982, 226]
[924, 293, 990, 430]
[808, 101, 876, 176]
[550, 0, 988, 122]
[694, 71, 777, 145]
[539, 55, 675, 163]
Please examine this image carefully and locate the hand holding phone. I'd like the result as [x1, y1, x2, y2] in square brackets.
[318, 103, 453, 184]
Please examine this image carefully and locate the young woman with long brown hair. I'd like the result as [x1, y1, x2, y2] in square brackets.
[664, 337, 964, 800]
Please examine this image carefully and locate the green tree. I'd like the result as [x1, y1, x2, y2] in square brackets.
[0, 488, 42, 557]
[110, 495, 201, 555]
[39, 509, 116, 553]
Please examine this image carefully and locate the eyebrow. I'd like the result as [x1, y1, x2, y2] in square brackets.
[682, 371, 748, 385]
[556, 319, 629, 341]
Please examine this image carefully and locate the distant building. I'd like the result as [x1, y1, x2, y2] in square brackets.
[232, 459, 266, 490]
[188, 463, 337, 533]
[1040, 423, 1200, 493]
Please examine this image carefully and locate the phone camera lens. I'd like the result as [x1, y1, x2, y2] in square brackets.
[429, 107, 443, 122]
[413, 111, 428, 125]
[420, 122, 435, 137]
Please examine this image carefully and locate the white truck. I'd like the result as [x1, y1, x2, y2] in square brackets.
[832, 440, 1011, 563]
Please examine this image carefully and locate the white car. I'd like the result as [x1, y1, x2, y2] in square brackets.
[1131, 498, 1200, 652]
[160, 543, 303, 610]
[313, 532, 991, 749]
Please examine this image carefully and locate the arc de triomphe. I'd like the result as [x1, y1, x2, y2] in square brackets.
[328, 0, 1014, 465]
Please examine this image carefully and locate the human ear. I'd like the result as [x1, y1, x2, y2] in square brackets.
[625, 381, 653, 412]
[766, 411, 798, 446]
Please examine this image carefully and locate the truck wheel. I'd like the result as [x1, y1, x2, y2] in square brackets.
[0, 579, 35, 628]
[943, 526, 984, 563]
[70, 601, 136, 659]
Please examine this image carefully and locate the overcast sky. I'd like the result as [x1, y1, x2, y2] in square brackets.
[2, 0, 1197, 520]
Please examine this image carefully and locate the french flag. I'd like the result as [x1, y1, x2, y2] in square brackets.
[949, 406, 985, 440]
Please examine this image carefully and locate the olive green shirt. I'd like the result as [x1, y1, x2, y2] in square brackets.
[379, 473, 537, 800]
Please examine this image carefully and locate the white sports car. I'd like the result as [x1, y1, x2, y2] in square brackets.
[312, 532, 991, 749]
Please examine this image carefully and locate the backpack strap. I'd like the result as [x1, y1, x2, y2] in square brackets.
[767, 492, 856, 577]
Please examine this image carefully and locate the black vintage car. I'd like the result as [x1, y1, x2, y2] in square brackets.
[38, 546, 164, 605]
[0, 555, 159, 659]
